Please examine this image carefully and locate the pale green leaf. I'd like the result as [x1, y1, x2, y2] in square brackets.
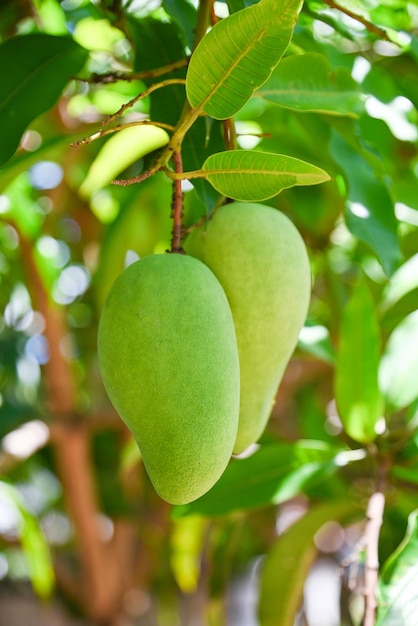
[79, 125, 170, 199]
[377, 510, 418, 626]
[335, 276, 384, 443]
[170, 516, 207, 593]
[256, 53, 364, 117]
[379, 253, 418, 314]
[379, 310, 418, 410]
[198, 150, 330, 202]
[186, 0, 303, 119]
[258, 501, 356, 626]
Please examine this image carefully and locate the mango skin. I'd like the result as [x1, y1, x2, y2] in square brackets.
[185, 202, 311, 454]
[97, 254, 240, 504]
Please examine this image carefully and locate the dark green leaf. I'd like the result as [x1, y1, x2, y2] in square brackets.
[127, 17, 187, 127]
[172, 441, 342, 518]
[335, 276, 383, 443]
[186, 0, 303, 119]
[0, 34, 88, 166]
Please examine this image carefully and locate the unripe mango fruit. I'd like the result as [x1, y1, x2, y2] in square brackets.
[185, 202, 311, 454]
[97, 254, 240, 504]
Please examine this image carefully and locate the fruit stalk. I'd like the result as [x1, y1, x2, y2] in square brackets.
[170, 150, 185, 254]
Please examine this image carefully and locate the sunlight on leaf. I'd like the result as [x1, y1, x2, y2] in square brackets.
[335, 276, 383, 443]
[186, 0, 303, 119]
[198, 150, 330, 201]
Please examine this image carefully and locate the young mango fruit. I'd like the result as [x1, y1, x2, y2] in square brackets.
[185, 202, 311, 454]
[98, 254, 240, 504]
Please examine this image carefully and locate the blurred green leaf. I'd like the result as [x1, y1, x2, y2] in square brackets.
[258, 501, 356, 626]
[162, 0, 197, 50]
[380, 254, 418, 314]
[0, 34, 88, 166]
[377, 510, 418, 626]
[335, 276, 383, 443]
[198, 150, 330, 201]
[172, 441, 342, 518]
[330, 131, 402, 276]
[256, 52, 364, 117]
[298, 324, 335, 364]
[379, 310, 418, 411]
[0, 481, 54, 599]
[32, 0, 67, 35]
[186, 0, 303, 119]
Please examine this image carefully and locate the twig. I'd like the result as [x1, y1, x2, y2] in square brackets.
[170, 151, 185, 254]
[102, 78, 186, 127]
[86, 57, 189, 84]
[71, 119, 175, 148]
[321, 0, 392, 42]
[362, 460, 387, 626]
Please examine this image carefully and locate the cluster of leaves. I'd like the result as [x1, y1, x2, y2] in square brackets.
[0, 0, 418, 624]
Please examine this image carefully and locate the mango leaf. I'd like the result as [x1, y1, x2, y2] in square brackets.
[377, 510, 418, 626]
[335, 276, 384, 443]
[0, 34, 88, 167]
[79, 125, 170, 199]
[330, 131, 401, 277]
[172, 441, 342, 518]
[256, 53, 364, 117]
[380, 253, 418, 314]
[186, 0, 303, 119]
[258, 501, 356, 626]
[379, 310, 418, 411]
[195, 150, 330, 202]
[0, 481, 54, 599]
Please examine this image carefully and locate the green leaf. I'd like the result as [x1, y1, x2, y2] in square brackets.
[0, 481, 54, 599]
[256, 53, 364, 117]
[335, 276, 384, 443]
[198, 150, 330, 202]
[377, 510, 418, 626]
[0, 34, 88, 167]
[258, 501, 356, 626]
[379, 310, 418, 411]
[172, 441, 342, 518]
[330, 131, 402, 277]
[379, 254, 418, 314]
[186, 0, 303, 119]
[79, 125, 170, 199]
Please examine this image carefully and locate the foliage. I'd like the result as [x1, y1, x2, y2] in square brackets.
[0, 0, 417, 625]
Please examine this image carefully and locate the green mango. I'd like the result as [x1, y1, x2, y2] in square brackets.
[185, 202, 311, 453]
[98, 253, 240, 504]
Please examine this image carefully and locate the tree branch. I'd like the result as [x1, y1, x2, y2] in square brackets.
[321, 0, 391, 42]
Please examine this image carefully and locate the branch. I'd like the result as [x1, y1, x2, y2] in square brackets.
[86, 57, 189, 84]
[71, 119, 174, 148]
[321, 0, 392, 42]
[102, 78, 186, 127]
[362, 459, 388, 626]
